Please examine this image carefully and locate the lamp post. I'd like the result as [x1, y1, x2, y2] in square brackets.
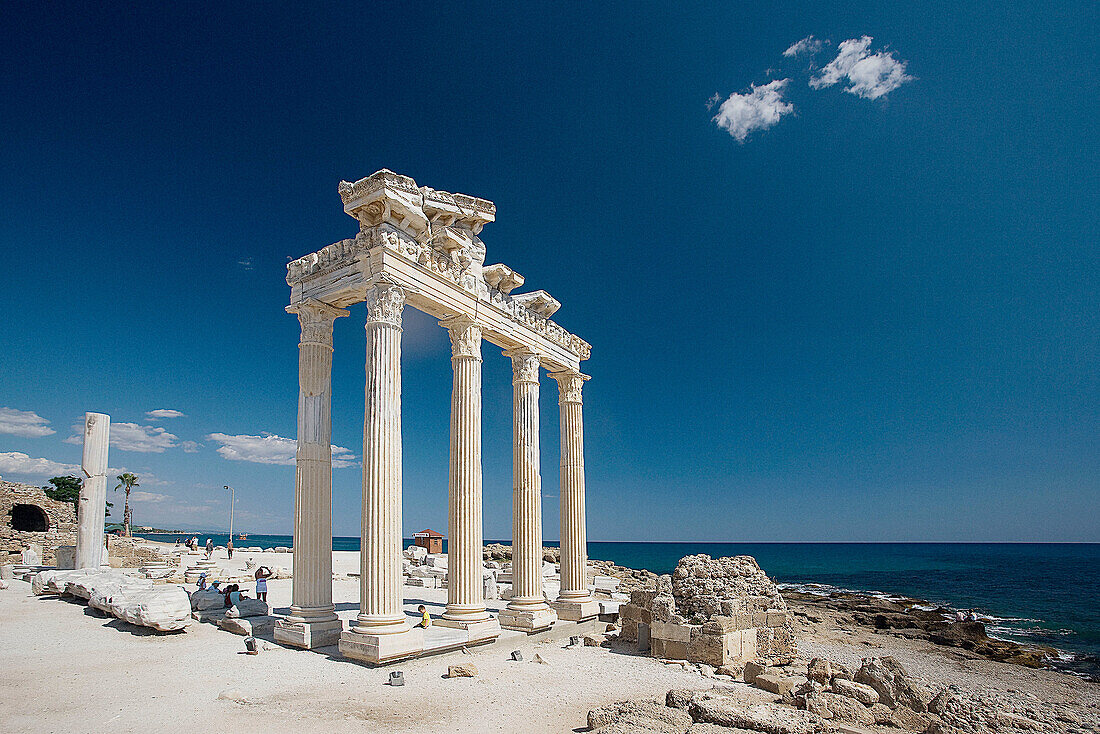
[224, 485, 235, 540]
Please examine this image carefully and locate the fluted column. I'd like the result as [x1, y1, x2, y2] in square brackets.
[550, 369, 598, 621]
[76, 412, 110, 569]
[275, 299, 348, 649]
[439, 316, 492, 626]
[499, 350, 557, 632]
[353, 284, 409, 635]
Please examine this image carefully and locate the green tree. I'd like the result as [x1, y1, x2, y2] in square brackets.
[44, 475, 82, 512]
[114, 473, 140, 537]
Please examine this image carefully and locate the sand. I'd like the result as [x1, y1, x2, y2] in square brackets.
[1, 547, 1097, 733]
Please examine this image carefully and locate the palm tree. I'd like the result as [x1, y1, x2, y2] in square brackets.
[114, 473, 140, 537]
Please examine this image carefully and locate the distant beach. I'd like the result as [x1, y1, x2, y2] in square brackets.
[135, 534, 1100, 678]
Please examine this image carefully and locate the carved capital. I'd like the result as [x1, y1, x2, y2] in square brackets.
[550, 370, 590, 405]
[287, 299, 350, 347]
[365, 284, 406, 328]
[441, 316, 482, 360]
[504, 349, 541, 384]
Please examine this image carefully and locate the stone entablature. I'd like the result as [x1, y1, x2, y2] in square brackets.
[1, 479, 77, 565]
[285, 170, 590, 368]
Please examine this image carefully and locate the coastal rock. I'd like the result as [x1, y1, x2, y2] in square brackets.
[688, 697, 828, 734]
[806, 658, 833, 684]
[587, 700, 693, 733]
[888, 705, 939, 732]
[854, 656, 929, 711]
[819, 693, 875, 726]
[830, 677, 879, 705]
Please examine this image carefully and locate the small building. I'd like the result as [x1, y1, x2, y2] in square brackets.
[413, 528, 443, 555]
[1, 479, 77, 565]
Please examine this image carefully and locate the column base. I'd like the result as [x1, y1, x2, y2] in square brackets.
[274, 618, 344, 649]
[338, 627, 424, 665]
[499, 605, 557, 633]
[552, 598, 600, 622]
[433, 617, 503, 643]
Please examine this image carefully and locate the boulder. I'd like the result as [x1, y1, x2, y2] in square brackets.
[754, 673, 795, 696]
[218, 615, 277, 636]
[225, 599, 269, 618]
[114, 587, 191, 631]
[819, 693, 875, 726]
[190, 588, 226, 611]
[806, 657, 833, 684]
[446, 664, 478, 678]
[854, 657, 929, 712]
[743, 659, 768, 684]
[688, 697, 828, 734]
[587, 700, 694, 733]
[584, 633, 607, 647]
[830, 677, 879, 705]
[889, 705, 939, 732]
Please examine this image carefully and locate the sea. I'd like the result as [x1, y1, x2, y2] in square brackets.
[136, 535, 1100, 679]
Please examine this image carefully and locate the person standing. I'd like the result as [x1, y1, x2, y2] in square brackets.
[205, 538, 213, 558]
[254, 566, 271, 602]
[226, 539, 234, 560]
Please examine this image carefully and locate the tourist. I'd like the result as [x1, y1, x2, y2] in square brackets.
[955, 609, 966, 622]
[226, 539, 234, 559]
[417, 604, 431, 628]
[223, 583, 241, 608]
[967, 609, 980, 623]
[254, 566, 271, 602]
[205, 538, 213, 558]
[197, 572, 208, 591]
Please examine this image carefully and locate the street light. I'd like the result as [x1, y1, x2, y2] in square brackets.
[224, 485, 235, 540]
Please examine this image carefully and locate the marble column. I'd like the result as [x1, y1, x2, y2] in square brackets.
[275, 299, 347, 649]
[339, 283, 424, 664]
[75, 412, 110, 569]
[499, 350, 557, 632]
[550, 370, 599, 621]
[436, 316, 499, 640]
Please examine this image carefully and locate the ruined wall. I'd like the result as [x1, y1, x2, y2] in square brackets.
[1, 480, 78, 565]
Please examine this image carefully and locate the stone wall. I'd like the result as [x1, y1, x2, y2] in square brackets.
[1, 479, 78, 565]
[107, 537, 182, 569]
[619, 554, 796, 668]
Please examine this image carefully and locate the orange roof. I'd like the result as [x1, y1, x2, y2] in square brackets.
[414, 528, 444, 538]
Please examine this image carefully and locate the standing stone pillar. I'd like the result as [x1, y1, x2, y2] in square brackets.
[436, 316, 500, 641]
[499, 350, 557, 632]
[339, 283, 424, 664]
[274, 299, 348, 649]
[550, 370, 598, 621]
[75, 412, 110, 569]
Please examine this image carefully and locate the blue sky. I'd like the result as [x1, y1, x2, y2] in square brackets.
[1, 3, 1097, 541]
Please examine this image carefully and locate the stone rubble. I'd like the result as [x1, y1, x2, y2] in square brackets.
[32, 568, 191, 632]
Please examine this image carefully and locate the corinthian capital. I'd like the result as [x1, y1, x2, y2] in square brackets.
[441, 316, 483, 360]
[504, 349, 541, 384]
[365, 284, 406, 328]
[286, 299, 350, 347]
[550, 370, 590, 405]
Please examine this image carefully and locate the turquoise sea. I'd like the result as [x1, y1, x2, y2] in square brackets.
[137, 535, 1099, 679]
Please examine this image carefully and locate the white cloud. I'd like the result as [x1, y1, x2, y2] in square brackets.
[0, 407, 56, 438]
[206, 432, 357, 469]
[810, 36, 912, 99]
[783, 35, 824, 58]
[712, 79, 795, 142]
[181, 440, 201, 453]
[129, 490, 169, 503]
[145, 409, 186, 420]
[0, 452, 79, 477]
[67, 422, 181, 453]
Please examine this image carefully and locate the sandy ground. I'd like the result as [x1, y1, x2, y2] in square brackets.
[2, 546, 1097, 733]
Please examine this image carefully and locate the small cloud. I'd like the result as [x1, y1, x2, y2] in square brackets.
[145, 409, 185, 420]
[181, 440, 201, 453]
[238, 257, 254, 271]
[129, 490, 169, 503]
[0, 452, 79, 477]
[711, 79, 795, 143]
[810, 36, 913, 99]
[0, 407, 56, 438]
[68, 422, 180, 453]
[783, 35, 825, 58]
[206, 432, 357, 469]
[705, 92, 722, 111]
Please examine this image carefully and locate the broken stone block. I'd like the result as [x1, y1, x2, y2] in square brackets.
[218, 615, 276, 636]
[446, 664, 478, 678]
[830, 677, 879, 705]
[754, 672, 795, 695]
[587, 699, 694, 732]
[743, 659, 768, 684]
[225, 599, 269, 618]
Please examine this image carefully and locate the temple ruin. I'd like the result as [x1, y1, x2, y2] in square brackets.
[274, 170, 596, 664]
[1, 479, 77, 566]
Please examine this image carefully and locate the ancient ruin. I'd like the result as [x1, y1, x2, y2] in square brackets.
[274, 170, 596, 664]
[75, 412, 110, 569]
[1, 479, 77, 566]
[619, 554, 796, 669]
